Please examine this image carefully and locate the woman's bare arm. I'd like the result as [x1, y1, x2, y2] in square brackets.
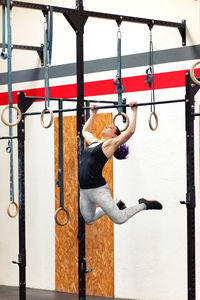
[112, 102, 137, 147]
[82, 105, 99, 144]
[102, 102, 138, 159]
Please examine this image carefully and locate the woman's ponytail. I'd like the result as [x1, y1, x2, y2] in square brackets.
[114, 144, 129, 160]
[114, 126, 130, 160]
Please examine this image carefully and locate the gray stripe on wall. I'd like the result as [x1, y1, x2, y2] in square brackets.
[0, 45, 200, 85]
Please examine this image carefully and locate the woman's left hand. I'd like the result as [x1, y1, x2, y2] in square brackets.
[90, 105, 98, 114]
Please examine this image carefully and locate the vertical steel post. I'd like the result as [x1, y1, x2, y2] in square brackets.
[17, 92, 26, 300]
[76, 14, 87, 300]
[63, 4, 88, 300]
[184, 72, 199, 300]
[17, 92, 36, 300]
[76, 0, 83, 10]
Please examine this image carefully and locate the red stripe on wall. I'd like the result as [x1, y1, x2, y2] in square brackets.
[0, 68, 199, 106]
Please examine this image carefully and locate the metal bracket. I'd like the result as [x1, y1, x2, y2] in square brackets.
[178, 20, 186, 46]
[0, 0, 13, 9]
[148, 20, 154, 31]
[0, 0, 14, 9]
[12, 260, 21, 265]
[63, 11, 88, 33]
[180, 201, 190, 206]
[116, 16, 123, 27]
[12, 252, 26, 267]
[190, 80, 200, 96]
[0, 0, 7, 5]
[42, 6, 50, 17]
[85, 268, 93, 274]
[37, 44, 44, 66]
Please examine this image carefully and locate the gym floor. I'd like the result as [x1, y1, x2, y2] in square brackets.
[0, 286, 123, 300]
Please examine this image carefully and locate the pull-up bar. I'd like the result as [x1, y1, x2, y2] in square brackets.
[90, 98, 186, 110]
[21, 98, 185, 117]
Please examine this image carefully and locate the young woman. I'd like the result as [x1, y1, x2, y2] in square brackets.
[78, 101, 162, 225]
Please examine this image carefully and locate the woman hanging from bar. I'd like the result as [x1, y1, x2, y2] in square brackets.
[79, 102, 162, 225]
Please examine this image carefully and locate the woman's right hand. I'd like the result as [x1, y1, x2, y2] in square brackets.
[90, 105, 98, 114]
[129, 101, 137, 111]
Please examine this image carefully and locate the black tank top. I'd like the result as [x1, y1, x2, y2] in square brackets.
[78, 142, 108, 189]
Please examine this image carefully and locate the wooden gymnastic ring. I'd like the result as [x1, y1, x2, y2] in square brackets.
[190, 61, 200, 86]
[55, 207, 69, 226]
[1, 105, 22, 127]
[113, 112, 129, 132]
[148, 112, 158, 131]
[40, 107, 54, 128]
[7, 201, 19, 218]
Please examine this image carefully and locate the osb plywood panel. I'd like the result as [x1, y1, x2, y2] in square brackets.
[85, 113, 114, 297]
[55, 116, 78, 293]
[54, 113, 114, 297]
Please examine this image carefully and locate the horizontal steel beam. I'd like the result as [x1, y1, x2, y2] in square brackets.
[1, 1, 185, 30]
[0, 136, 18, 140]
[0, 1, 186, 49]
[192, 113, 200, 117]
[0, 43, 42, 52]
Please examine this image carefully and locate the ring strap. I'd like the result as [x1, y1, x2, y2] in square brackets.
[113, 27, 125, 116]
[113, 112, 129, 132]
[1, 5, 8, 59]
[7, 201, 18, 218]
[55, 207, 69, 226]
[148, 112, 158, 131]
[44, 8, 53, 107]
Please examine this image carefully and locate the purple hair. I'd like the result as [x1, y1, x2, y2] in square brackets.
[113, 126, 129, 160]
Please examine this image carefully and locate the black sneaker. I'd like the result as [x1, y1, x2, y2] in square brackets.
[117, 200, 127, 210]
[138, 198, 162, 210]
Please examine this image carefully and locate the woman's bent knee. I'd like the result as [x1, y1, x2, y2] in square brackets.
[109, 214, 126, 225]
[80, 211, 94, 224]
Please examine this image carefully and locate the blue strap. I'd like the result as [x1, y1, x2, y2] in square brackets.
[113, 29, 125, 115]
[43, 7, 53, 109]
[7, 0, 14, 204]
[1, 5, 8, 59]
[44, 15, 49, 108]
[48, 6, 53, 65]
[7, 0, 13, 108]
[3, 0, 15, 205]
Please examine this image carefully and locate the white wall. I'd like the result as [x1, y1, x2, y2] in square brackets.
[0, 0, 200, 299]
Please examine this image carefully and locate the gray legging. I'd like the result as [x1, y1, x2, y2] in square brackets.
[80, 184, 146, 225]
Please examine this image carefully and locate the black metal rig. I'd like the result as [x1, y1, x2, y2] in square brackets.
[0, 1, 195, 300]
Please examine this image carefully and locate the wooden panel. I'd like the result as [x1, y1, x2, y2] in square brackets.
[85, 113, 114, 297]
[55, 116, 78, 293]
[55, 113, 114, 297]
